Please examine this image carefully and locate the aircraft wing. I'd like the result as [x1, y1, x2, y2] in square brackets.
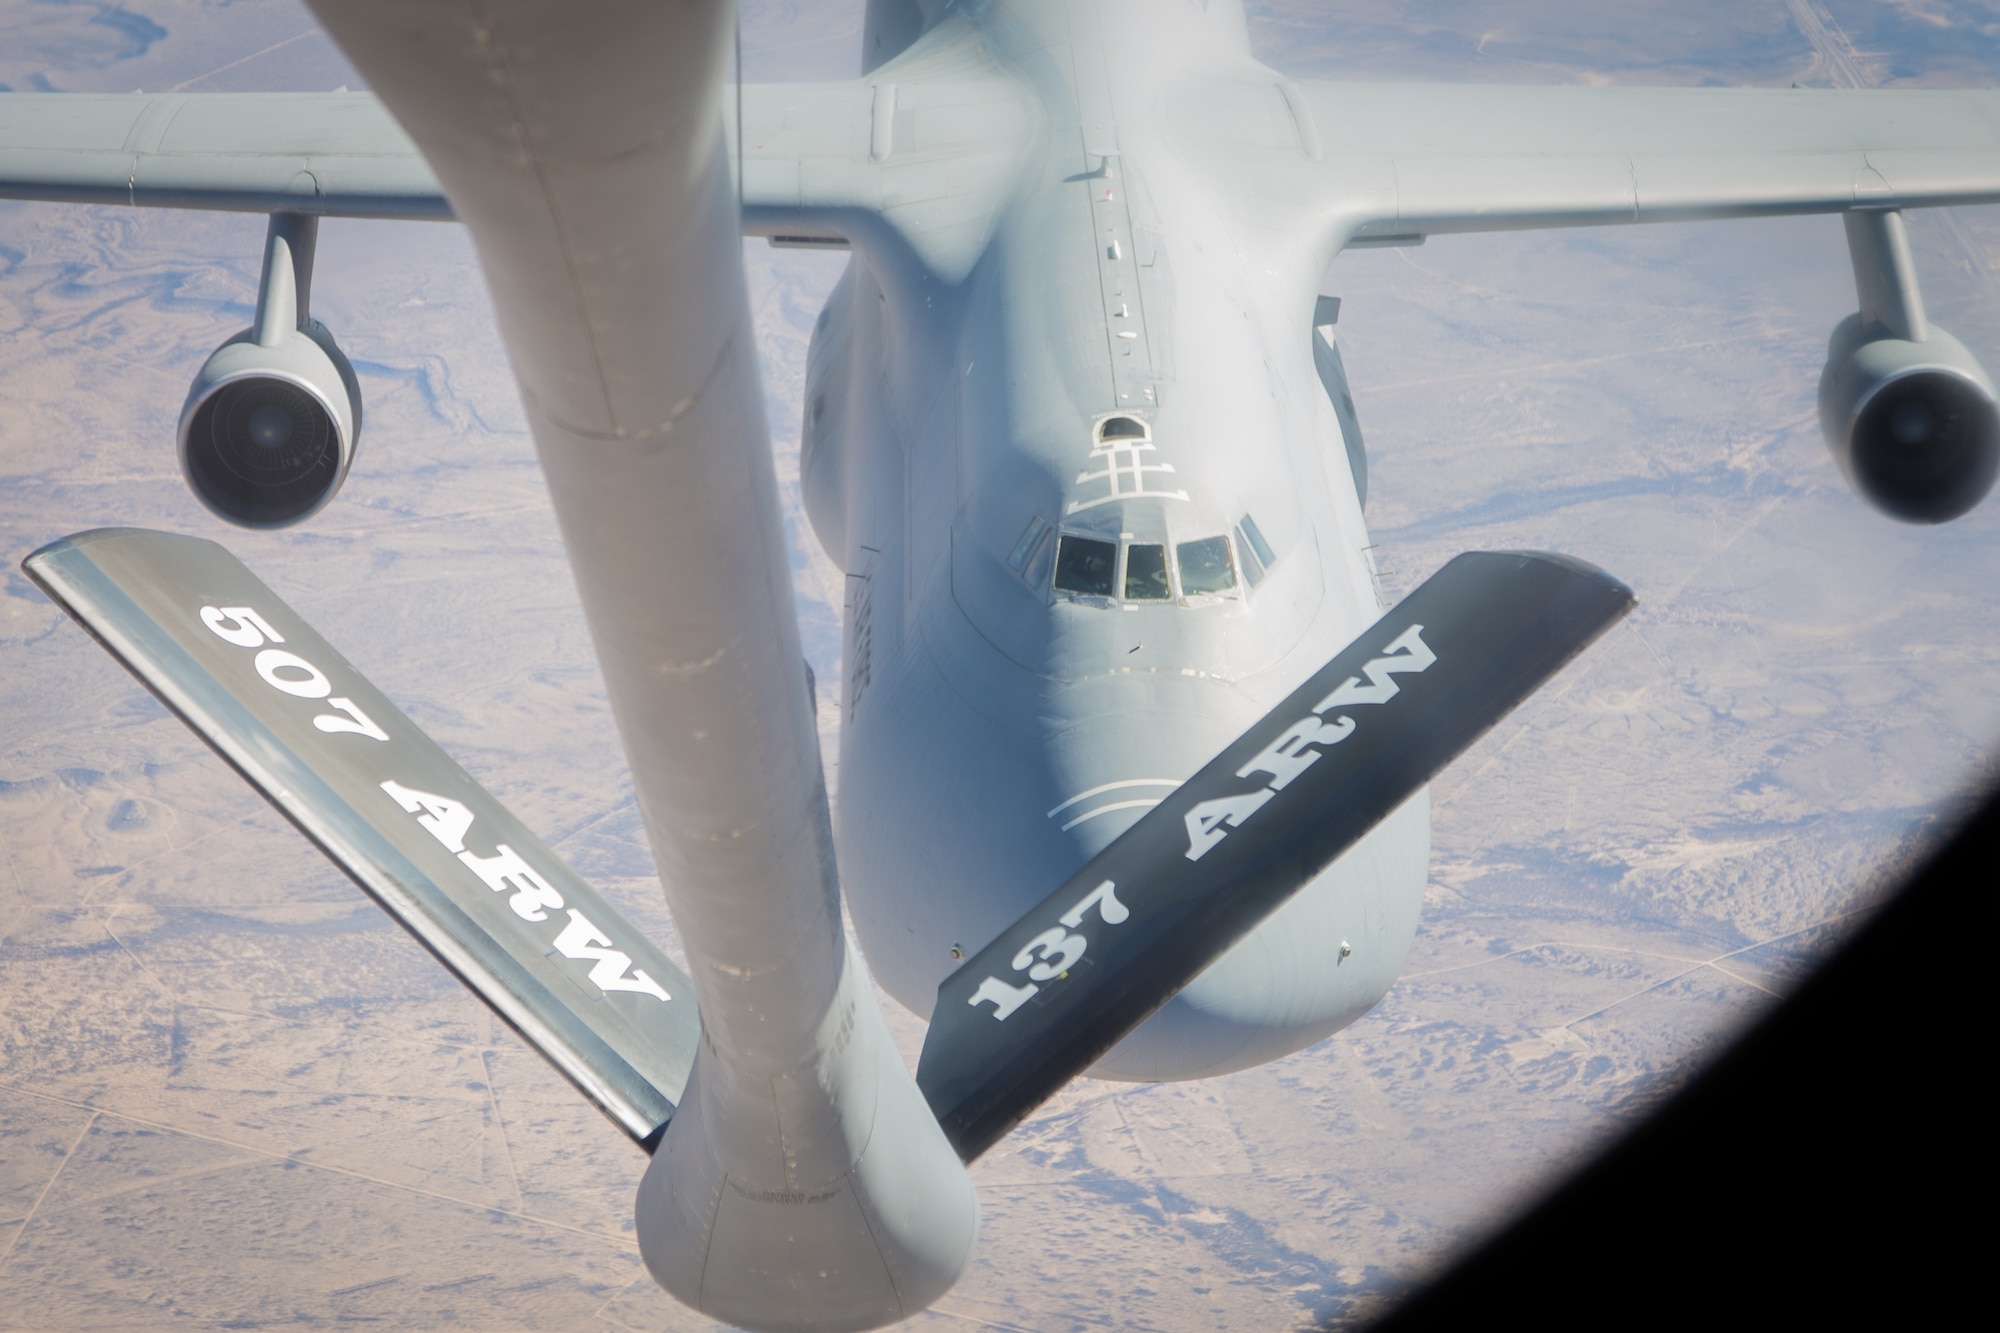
[0, 80, 1035, 272]
[0, 92, 450, 218]
[731, 72, 1039, 277]
[24, 81, 1977, 258]
[1262, 83, 2000, 243]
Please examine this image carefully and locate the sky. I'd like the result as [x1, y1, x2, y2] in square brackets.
[3, 1, 1999, 1329]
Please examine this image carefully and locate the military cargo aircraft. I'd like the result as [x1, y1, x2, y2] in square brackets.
[5, 0, 1997, 1327]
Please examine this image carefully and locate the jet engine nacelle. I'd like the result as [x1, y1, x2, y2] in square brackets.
[1817, 314, 2000, 525]
[177, 212, 362, 529]
[178, 319, 362, 528]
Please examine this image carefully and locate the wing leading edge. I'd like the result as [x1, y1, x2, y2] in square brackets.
[0, 71, 1037, 276]
[0, 92, 450, 218]
[1262, 83, 2000, 243]
[9, 81, 1997, 248]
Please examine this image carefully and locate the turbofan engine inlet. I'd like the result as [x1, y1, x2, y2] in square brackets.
[1817, 209, 1998, 525]
[178, 214, 362, 528]
[1818, 316, 1999, 524]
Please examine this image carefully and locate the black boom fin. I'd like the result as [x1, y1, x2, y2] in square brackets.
[917, 550, 1634, 1162]
[24, 528, 698, 1150]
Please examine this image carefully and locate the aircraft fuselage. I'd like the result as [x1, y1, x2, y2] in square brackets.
[805, 0, 1430, 1080]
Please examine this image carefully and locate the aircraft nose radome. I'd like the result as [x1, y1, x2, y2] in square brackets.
[1089, 789, 1431, 1083]
[840, 632, 1432, 1081]
[908, 672, 1428, 1080]
[1039, 683, 1263, 855]
[840, 668, 1263, 1019]
[1031, 685, 1434, 1086]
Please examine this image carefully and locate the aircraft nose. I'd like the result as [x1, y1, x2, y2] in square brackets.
[1089, 787, 1429, 1083]
[839, 627, 1428, 1078]
[1038, 677, 1259, 856]
[1036, 680, 1431, 1085]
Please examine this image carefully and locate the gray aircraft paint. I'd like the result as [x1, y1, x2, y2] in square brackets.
[297, 3, 981, 1330]
[8, 0, 2000, 1327]
[22, 528, 699, 1147]
[916, 551, 1635, 1162]
[761, 0, 2000, 1082]
[13, 0, 1992, 1080]
[804, 0, 1422, 1084]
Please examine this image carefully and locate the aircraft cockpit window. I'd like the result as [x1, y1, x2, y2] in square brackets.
[1235, 513, 1276, 587]
[1054, 535, 1118, 596]
[1239, 513, 1276, 567]
[1124, 544, 1171, 600]
[1098, 416, 1148, 441]
[1008, 515, 1054, 583]
[1176, 536, 1236, 595]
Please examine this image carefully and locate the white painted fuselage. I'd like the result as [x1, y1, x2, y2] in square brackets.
[805, 0, 1430, 1080]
